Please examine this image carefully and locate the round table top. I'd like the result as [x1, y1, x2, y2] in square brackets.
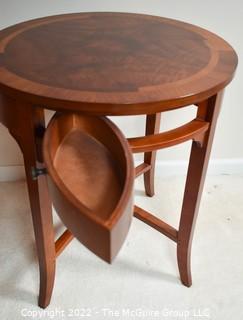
[0, 12, 238, 115]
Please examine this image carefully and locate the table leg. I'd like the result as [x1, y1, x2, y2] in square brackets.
[0, 97, 55, 308]
[177, 92, 223, 286]
[144, 113, 161, 196]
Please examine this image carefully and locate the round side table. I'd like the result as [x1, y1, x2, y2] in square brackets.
[0, 12, 237, 308]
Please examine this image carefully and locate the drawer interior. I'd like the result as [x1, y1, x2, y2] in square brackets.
[54, 127, 123, 221]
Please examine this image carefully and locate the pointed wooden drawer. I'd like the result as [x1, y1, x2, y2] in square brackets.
[43, 113, 134, 263]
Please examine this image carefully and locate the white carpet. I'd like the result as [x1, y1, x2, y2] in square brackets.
[0, 174, 243, 319]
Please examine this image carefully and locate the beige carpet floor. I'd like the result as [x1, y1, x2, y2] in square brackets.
[0, 174, 243, 319]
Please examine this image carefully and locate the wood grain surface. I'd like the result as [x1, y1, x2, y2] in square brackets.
[0, 12, 238, 114]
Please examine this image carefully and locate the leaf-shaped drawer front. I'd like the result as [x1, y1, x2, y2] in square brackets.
[43, 113, 134, 263]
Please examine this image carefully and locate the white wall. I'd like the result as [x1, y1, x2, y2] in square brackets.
[0, 0, 242, 177]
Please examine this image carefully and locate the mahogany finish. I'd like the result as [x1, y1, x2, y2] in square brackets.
[177, 93, 224, 286]
[129, 119, 209, 153]
[135, 163, 151, 178]
[134, 206, 178, 242]
[43, 113, 134, 263]
[0, 12, 237, 114]
[0, 12, 237, 308]
[0, 95, 56, 308]
[55, 229, 74, 258]
[143, 113, 161, 196]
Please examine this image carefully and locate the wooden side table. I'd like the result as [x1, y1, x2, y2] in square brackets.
[0, 12, 237, 308]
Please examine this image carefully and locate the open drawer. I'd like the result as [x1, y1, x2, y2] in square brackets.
[43, 113, 134, 263]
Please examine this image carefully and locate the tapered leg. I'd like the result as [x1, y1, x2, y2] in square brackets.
[144, 113, 161, 196]
[177, 92, 224, 286]
[0, 97, 55, 308]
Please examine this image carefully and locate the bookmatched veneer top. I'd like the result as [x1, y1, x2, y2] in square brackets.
[0, 12, 238, 115]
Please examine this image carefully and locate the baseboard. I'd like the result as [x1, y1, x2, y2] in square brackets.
[152, 159, 243, 177]
[0, 165, 25, 182]
[0, 159, 242, 182]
